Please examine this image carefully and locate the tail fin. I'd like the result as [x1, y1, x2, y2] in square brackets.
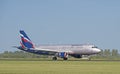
[20, 30, 35, 49]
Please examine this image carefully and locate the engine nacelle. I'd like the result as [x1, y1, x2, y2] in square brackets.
[70, 54, 82, 58]
[58, 52, 68, 58]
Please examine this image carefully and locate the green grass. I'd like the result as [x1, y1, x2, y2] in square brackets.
[0, 60, 120, 74]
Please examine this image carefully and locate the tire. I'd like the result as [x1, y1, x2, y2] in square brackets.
[52, 57, 57, 60]
[63, 57, 68, 60]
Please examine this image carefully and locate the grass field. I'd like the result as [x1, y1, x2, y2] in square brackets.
[0, 60, 120, 74]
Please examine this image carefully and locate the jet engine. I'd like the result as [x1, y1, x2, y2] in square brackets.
[53, 52, 68, 60]
[58, 52, 68, 58]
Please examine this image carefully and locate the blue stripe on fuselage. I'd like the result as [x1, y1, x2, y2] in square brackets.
[18, 47, 54, 55]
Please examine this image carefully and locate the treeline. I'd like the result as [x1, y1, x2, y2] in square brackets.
[0, 51, 48, 58]
[0, 49, 119, 58]
[94, 49, 120, 60]
[99, 49, 119, 57]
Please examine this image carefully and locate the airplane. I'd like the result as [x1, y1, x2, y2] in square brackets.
[14, 30, 101, 60]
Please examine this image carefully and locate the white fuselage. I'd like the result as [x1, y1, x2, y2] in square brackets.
[36, 44, 101, 55]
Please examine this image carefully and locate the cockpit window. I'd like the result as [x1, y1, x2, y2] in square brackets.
[92, 46, 98, 48]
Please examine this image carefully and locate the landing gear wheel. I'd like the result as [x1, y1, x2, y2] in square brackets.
[63, 58, 68, 60]
[52, 57, 57, 60]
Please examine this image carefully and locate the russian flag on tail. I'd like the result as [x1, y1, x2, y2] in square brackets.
[20, 30, 35, 49]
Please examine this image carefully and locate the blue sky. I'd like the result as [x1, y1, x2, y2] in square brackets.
[0, 0, 120, 52]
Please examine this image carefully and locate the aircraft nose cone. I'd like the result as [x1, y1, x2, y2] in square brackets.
[95, 48, 101, 53]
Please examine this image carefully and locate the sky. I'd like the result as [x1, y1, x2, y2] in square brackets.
[0, 0, 120, 52]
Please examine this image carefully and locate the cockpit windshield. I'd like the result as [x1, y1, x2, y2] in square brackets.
[92, 46, 98, 48]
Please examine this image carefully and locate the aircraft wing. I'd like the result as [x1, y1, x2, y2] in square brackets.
[35, 47, 73, 54]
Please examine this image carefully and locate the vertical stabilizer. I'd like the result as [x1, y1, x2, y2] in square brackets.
[20, 30, 35, 49]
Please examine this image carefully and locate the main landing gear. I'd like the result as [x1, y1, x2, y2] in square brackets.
[52, 57, 68, 60]
[52, 57, 57, 60]
[63, 57, 68, 60]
